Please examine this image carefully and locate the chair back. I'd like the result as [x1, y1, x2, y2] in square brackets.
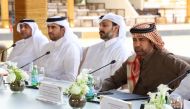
[0, 45, 7, 62]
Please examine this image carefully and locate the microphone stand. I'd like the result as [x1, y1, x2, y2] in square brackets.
[21, 51, 50, 87]
[167, 70, 190, 86]
[89, 60, 116, 74]
[20, 51, 50, 69]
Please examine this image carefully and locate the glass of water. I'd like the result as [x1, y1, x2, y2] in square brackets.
[0, 76, 5, 89]
[169, 94, 183, 109]
[39, 67, 45, 81]
[93, 76, 102, 94]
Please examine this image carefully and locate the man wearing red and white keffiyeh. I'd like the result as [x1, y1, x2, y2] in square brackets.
[127, 22, 165, 92]
[101, 22, 190, 95]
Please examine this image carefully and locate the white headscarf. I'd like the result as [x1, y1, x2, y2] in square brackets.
[46, 16, 82, 59]
[99, 13, 127, 40]
[17, 19, 49, 53]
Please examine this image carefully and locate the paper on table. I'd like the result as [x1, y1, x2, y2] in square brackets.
[100, 95, 132, 109]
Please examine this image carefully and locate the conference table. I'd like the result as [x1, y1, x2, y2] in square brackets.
[0, 86, 144, 109]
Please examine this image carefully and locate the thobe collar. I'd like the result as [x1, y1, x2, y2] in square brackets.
[50, 36, 65, 48]
[104, 37, 118, 48]
[18, 36, 33, 45]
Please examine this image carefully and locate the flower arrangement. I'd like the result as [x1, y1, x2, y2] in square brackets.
[65, 69, 93, 109]
[65, 69, 92, 97]
[5, 61, 29, 83]
[144, 84, 173, 109]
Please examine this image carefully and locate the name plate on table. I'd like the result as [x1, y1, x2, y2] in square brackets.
[100, 96, 132, 109]
[36, 77, 72, 105]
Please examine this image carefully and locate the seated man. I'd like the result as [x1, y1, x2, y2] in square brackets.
[37, 16, 82, 82]
[101, 22, 190, 95]
[8, 19, 49, 70]
[0, 44, 7, 62]
[80, 13, 133, 80]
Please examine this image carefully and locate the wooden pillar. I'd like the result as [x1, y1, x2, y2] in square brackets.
[1, 0, 9, 28]
[186, 0, 190, 23]
[67, 0, 74, 27]
[14, 0, 48, 42]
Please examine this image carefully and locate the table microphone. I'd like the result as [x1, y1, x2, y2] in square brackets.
[20, 51, 50, 69]
[167, 70, 190, 86]
[0, 43, 16, 54]
[89, 60, 116, 74]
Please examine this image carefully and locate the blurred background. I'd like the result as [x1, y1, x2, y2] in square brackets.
[0, 0, 190, 57]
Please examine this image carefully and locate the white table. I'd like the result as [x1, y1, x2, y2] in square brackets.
[0, 87, 144, 109]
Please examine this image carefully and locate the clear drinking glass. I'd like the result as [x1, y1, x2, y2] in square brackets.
[93, 76, 102, 94]
[169, 94, 183, 109]
[39, 67, 45, 81]
[0, 76, 5, 89]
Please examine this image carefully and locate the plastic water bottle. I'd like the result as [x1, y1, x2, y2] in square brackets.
[31, 65, 39, 87]
[86, 76, 95, 101]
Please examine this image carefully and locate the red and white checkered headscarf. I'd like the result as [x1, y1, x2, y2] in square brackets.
[131, 22, 165, 50]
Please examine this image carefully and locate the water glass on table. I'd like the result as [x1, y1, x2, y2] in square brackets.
[0, 76, 5, 89]
[169, 94, 183, 109]
[93, 76, 102, 94]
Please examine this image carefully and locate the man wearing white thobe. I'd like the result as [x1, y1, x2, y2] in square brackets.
[80, 13, 133, 80]
[38, 16, 82, 81]
[8, 19, 49, 71]
[171, 73, 190, 100]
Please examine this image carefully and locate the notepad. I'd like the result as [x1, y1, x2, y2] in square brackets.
[99, 90, 149, 101]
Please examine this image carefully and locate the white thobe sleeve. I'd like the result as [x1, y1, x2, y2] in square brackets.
[33, 35, 49, 55]
[62, 45, 81, 81]
[110, 46, 133, 75]
[172, 74, 190, 100]
[184, 100, 190, 109]
[8, 48, 16, 61]
[7, 41, 23, 61]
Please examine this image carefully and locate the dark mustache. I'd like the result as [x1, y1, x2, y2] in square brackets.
[99, 31, 105, 34]
[134, 47, 143, 51]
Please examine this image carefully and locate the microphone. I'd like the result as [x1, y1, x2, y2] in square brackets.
[167, 70, 190, 86]
[89, 60, 116, 74]
[20, 51, 50, 69]
[0, 43, 16, 54]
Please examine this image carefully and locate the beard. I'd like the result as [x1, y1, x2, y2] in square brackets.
[134, 47, 146, 56]
[49, 37, 57, 41]
[20, 33, 31, 39]
[99, 31, 112, 41]
[48, 33, 60, 41]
